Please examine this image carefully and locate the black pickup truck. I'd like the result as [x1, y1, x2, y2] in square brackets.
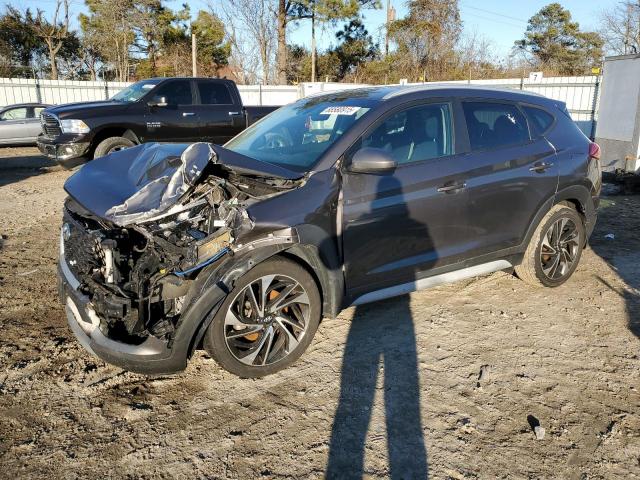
[37, 77, 279, 168]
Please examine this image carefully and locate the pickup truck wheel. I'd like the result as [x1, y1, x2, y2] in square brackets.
[203, 257, 321, 378]
[93, 136, 135, 159]
[515, 205, 585, 288]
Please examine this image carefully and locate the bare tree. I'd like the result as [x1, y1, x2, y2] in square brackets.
[33, 0, 70, 80]
[215, 0, 276, 83]
[600, 1, 640, 55]
[277, 0, 287, 83]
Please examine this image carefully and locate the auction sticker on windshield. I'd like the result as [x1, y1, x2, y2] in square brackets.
[320, 106, 362, 115]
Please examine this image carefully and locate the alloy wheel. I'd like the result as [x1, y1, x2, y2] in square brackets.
[223, 274, 311, 367]
[539, 217, 580, 280]
[108, 145, 129, 154]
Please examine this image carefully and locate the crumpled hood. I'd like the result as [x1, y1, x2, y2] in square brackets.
[64, 142, 303, 226]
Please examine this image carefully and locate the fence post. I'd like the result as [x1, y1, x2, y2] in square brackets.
[520, 76, 524, 90]
[104, 80, 109, 100]
[34, 78, 42, 103]
[259, 83, 263, 106]
[590, 75, 601, 140]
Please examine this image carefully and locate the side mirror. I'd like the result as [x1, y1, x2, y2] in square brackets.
[147, 96, 168, 107]
[348, 147, 397, 174]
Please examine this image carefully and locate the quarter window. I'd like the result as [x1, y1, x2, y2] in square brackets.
[463, 102, 529, 150]
[153, 80, 193, 105]
[197, 81, 233, 105]
[359, 103, 453, 165]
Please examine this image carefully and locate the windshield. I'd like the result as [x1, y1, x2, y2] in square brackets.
[111, 79, 162, 103]
[225, 95, 374, 172]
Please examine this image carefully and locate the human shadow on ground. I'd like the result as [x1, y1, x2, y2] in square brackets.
[326, 174, 429, 478]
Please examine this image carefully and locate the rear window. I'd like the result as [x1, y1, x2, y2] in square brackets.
[463, 101, 529, 150]
[523, 105, 555, 136]
[198, 81, 233, 105]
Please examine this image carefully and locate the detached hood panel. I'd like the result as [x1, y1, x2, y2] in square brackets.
[64, 142, 302, 226]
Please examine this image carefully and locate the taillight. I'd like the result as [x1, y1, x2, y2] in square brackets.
[589, 142, 601, 160]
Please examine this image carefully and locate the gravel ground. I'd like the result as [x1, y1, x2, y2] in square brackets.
[0, 147, 639, 479]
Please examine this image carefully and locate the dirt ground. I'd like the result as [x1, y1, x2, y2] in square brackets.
[0, 147, 639, 479]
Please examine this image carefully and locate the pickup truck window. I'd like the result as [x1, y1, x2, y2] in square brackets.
[153, 80, 193, 105]
[111, 79, 162, 103]
[197, 81, 233, 105]
[226, 100, 371, 172]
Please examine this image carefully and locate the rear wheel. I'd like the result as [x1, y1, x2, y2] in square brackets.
[515, 204, 586, 287]
[203, 257, 321, 378]
[93, 136, 134, 159]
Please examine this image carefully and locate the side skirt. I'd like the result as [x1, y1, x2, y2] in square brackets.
[351, 259, 512, 306]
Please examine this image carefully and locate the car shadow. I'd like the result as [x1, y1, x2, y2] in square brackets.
[588, 191, 640, 339]
[0, 149, 57, 188]
[326, 175, 429, 478]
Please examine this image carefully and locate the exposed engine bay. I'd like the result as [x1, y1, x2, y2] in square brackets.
[61, 143, 302, 344]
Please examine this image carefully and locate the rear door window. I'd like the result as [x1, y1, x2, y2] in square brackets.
[522, 105, 555, 137]
[197, 81, 233, 105]
[153, 80, 193, 105]
[462, 101, 529, 150]
[360, 102, 453, 165]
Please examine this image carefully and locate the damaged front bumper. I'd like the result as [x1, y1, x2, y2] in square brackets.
[57, 142, 304, 374]
[57, 220, 228, 374]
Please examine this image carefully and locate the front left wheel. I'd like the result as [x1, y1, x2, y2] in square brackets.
[203, 257, 321, 378]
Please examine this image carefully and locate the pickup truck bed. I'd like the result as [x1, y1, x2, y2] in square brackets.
[37, 77, 280, 169]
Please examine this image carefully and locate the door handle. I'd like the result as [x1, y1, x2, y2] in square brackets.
[437, 182, 466, 193]
[182, 112, 195, 117]
[228, 111, 241, 116]
[529, 162, 554, 172]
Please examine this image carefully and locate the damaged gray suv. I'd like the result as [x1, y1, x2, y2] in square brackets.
[59, 85, 601, 377]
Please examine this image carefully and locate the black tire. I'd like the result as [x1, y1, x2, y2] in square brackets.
[515, 204, 586, 287]
[203, 257, 321, 378]
[93, 136, 134, 159]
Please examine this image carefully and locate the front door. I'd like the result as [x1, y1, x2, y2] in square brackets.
[0, 106, 31, 143]
[342, 101, 474, 300]
[143, 79, 200, 142]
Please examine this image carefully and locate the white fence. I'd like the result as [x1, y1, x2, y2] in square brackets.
[0, 75, 600, 136]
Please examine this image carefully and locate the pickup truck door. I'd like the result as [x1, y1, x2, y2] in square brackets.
[342, 100, 476, 300]
[143, 79, 201, 142]
[192, 80, 245, 144]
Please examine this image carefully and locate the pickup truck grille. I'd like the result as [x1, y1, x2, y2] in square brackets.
[41, 112, 62, 137]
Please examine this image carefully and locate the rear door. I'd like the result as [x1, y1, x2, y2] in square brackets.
[144, 79, 200, 142]
[459, 100, 559, 258]
[342, 100, 476, 299]
[193, 80, 244, 144]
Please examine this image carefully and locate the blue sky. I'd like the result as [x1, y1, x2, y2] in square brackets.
[19, 0, 620, 58]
